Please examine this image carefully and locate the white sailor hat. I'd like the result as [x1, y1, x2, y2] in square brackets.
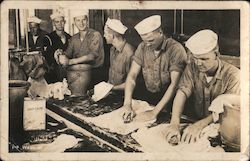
[27, 16, 42, 24]
[50, 11, 65, 20]
[185, 29, 218, 55]
[105, 18, 128, 35]
[71, 10, 89, 18]
[134, 15, 161, 35]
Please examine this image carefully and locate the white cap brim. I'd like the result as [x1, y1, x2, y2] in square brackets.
[105, 18, 128, 34]
[185, 29, 218, 55]
[134, 15, 161, 35]
[27, 16, 42, 24]
[50, 13, 65, 20]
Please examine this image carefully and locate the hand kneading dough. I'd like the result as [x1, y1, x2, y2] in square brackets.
[131, 123, 225, 153]
[81, 100, 156, 135]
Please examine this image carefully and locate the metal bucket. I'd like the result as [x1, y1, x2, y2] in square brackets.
[9, 80, 30, 144]
[67, 70, 91, 96]
[219, 105, 240, 151]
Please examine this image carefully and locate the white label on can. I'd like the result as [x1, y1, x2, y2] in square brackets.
[23, 97, 46, 131]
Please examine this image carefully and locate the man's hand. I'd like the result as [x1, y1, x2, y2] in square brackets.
[165, 124, 181, 144]
[54, 49, 63, 64]
[134, 110, 157, 122]
[181, 121, 207, 143]
[58, 55, 69, 67]
[122, 105, 136, 123]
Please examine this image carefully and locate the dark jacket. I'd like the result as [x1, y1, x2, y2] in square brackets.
[43, 31, 71, 83]
[27, 29, 48, 52]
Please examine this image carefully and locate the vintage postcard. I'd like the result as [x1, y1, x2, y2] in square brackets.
[1, 1, 249, 161]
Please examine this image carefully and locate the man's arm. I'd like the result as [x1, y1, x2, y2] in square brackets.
[165, 90, 187, 142]
[134, 71, 182, 122]
[113, 83, 126, 90]
[181, 114, 213, 143]
[122, 61, 141, 122]
[170, 90, 187, 125]
[67, 31, 103, 66]
[154, 71, 182, 115]
[167, 90, 214, 143]
[124, 61, 141, 106]
[68, 54, 97, 65]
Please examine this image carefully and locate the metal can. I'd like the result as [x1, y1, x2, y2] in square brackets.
[23, 97, 46, 131]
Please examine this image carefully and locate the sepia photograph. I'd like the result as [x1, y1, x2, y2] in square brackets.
[1, 1, 249, 161]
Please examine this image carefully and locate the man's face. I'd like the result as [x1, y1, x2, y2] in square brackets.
[74, 16, 88, 31]
[140, 29, 163, 50]
[29, 22, 39, 36]
[53, 17, 65, 31]
[104, 26, 113, 44]
[192, 51, 218, 73]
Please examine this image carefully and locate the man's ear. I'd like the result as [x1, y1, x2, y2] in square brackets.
[158, 28, 163, 35]
[215, 51, 220, 58]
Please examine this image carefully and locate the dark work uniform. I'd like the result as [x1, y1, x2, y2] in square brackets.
[27, 29, 48, 52]
[43, 31, 71, 83]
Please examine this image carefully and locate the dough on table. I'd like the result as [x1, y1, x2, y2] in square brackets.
[81, 99, 156, 135]
[131, 123, 225, 153]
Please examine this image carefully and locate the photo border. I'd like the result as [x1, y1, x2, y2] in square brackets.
[1, 1, 249, 160]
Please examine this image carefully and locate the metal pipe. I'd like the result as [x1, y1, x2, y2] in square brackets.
[102, 10, 105, 27]
[15, 9, 20, 49]
[72, 23, 75, 35]
[173, 10, 176, 34]
[23, 9, 29, 52]
[181, 10, 184, 35]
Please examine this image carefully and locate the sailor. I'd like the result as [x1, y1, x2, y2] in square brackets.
[43, 10, 71, 83]
[27, 16, 48, 51]
[165, 29, 240, 144]
[104, 18, 135, 91]
[122, 15, 187, 123]
[54, 10, 104, 96]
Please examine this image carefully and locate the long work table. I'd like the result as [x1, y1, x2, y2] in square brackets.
[46, 93, 174, 152]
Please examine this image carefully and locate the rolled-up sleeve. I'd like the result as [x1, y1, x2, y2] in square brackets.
[89, 32, 102, 55]
[169, 44, 187, 72]
[89, 32, 104, 67]
[64, 38, 74, 59]
[178, 65, 194, 98]
[225, 69, 240, 95]
[125, 47, 135, 74]
[132, 43, 144, 67]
